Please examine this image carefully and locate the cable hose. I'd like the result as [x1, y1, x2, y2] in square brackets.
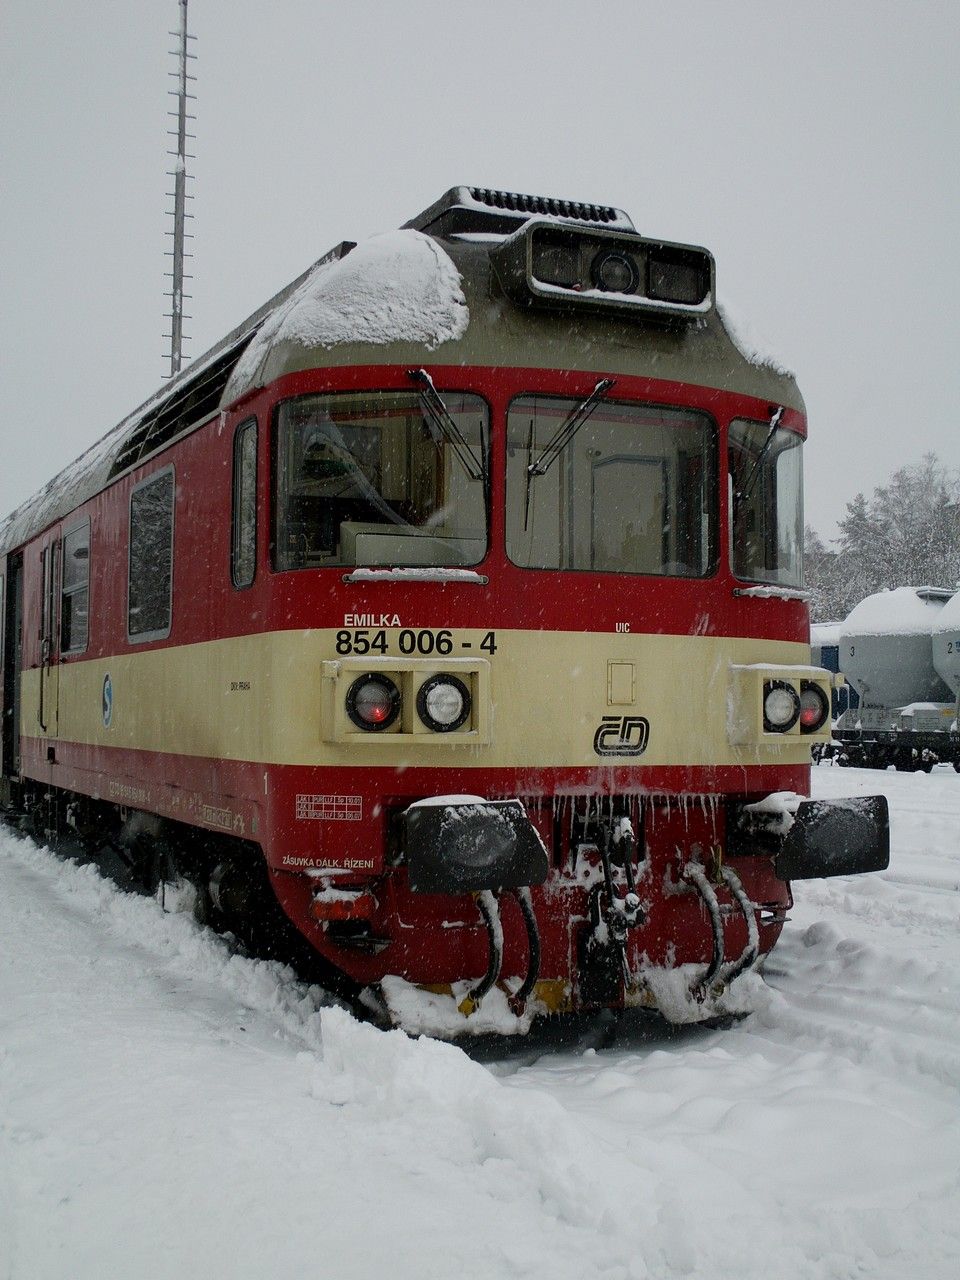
[510, 886, 541, 1006]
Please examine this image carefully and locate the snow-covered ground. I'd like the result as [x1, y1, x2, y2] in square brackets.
[2, 766, 958, 1280]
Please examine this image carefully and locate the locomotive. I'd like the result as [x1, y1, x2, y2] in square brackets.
[0, 187, 889, 1032]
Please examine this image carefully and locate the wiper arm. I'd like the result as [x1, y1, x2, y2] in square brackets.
[526, 379, 616, 478]
[735, 405, 785, 505]
[523, 378, 615, 531]
[407, 368, 486, 484]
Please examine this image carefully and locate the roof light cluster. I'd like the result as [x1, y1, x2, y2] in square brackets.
[492, 221, 714, 322]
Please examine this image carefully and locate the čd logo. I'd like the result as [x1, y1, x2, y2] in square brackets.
[593, 715, 650, 757]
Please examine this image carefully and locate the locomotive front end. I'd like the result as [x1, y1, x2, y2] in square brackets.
[232, 189, 889, 1032]
[1, 187, 889, 1038]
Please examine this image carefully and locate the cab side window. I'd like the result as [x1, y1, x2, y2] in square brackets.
[231, 419, 257, 588]
[61, 520, 90, 654]
[128, 468, 175, 641]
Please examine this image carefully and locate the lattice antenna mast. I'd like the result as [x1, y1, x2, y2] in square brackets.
[164, 0, 196, 378]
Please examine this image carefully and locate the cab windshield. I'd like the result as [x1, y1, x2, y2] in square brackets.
[273, 391, 488, 569]
[728, 418, 803, 587]
[506, 395, 716, 576]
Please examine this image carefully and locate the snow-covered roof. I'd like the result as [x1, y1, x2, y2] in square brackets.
[932, 588, 960, 635]
[0, 333, 245, 555]
[811, 622, 843, 648]
[717, 302, 794, 378]
[841, 586, 954, 637]
[225, 231, 468, 401]
[0, 230, 473, 557]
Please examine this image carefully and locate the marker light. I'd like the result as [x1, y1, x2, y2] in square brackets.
[532, 237, 580, 288]
[346, 674, 401, 731]
[763, 680, 801, 733]
[417, 675, 472, 733]
[799, 681, 830, 734]
[646, 252, 709, 305]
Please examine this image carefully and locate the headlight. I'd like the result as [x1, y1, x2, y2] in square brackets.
[799, 681, 830, 734]
[763, 680, 800, 733]
[346, 673, 401, 731]
[416, 675, 472, 732]
[590, 249, 640, 294]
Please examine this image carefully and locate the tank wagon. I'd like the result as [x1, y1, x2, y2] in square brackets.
[810, 621, 858, 721]
[835, 586, 960, 771]
[933, 590, 960, 707]
[0, 187, 889, 1031]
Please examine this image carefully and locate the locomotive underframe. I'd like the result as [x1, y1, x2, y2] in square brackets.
[3, 755, 887, 1030]
[1, 765, 794, 1025]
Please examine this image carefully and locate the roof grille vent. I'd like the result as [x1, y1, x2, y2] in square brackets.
[108, 337, 251, 478]
[468, 187, 620, 225]
[404, 186, 635, 238]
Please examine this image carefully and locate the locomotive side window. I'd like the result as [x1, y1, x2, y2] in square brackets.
[231, 419, 258, 588]
[728, 419, 803, 588]
[60, 519, 90, 654]
[128, 467, 175, 641]
[506, 396, 715, 577]
[273, 392, 488, 570]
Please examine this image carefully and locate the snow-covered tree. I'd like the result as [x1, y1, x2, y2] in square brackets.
[807, 454, 960, 620]
[803, 524, 845, 620]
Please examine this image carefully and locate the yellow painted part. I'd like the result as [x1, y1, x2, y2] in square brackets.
[22, 628, 820, 768]
[529, 979, 573, 1015]
[424, 979, 570, 1018]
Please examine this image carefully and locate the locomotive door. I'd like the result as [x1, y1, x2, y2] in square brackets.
[37, 537, 60, 739]
[1, 553, 23, 776]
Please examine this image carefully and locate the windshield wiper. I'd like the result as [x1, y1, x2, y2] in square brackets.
[526, 379, 616, 478]
[735, 405, 785, 506]
[407, 368, 486, 484]
[523, 378, 615, 530]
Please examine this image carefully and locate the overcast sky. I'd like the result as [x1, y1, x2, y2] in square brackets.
[2, 0, 957, 537]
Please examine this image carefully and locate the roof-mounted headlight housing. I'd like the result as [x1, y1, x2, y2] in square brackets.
[492, 219, 714, 322]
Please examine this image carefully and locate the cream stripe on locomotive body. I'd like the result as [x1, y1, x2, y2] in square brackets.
[24, 630, 816, 770]
[1, 187, 889, 1028]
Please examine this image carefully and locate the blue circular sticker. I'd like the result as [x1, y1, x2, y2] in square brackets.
[102, 674, 113, 728]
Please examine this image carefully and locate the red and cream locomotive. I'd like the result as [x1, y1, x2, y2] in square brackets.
[0, 187, 888, 1031]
